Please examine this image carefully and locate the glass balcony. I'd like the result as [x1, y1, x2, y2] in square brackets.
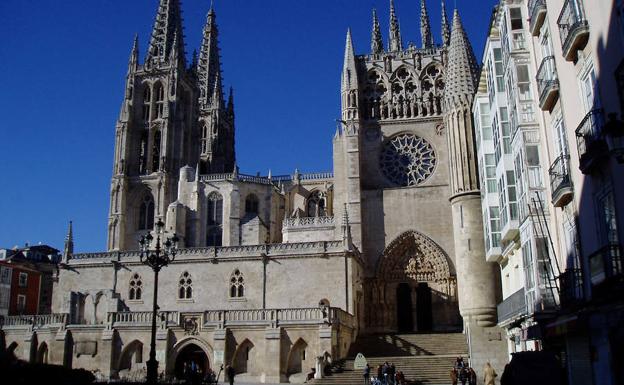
[497, 288, 527, 325]
[575, 109, 608, 174]
[548, 154, 573, 207]
[536, 56, 560, 111]
[558, 0, 590, 61]
[559, 268, 584, 308]
[529, 0, 548, 36]
[589, 243, 623, 286]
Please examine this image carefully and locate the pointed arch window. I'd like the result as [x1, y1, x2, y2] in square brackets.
[229, 269, 245, 298]
[138, 193, 155, 230]
[142, 86, 151, 121]
[154, 83, 165, 119]
[129, 273, 143, 300]
[178, 271, 193, 299]
[245, 194, 259, 215]
[306, 191, 327, 217]
[207, 192, 223, 246]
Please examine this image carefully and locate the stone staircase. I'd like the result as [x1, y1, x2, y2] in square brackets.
[311, 333, 468, 385]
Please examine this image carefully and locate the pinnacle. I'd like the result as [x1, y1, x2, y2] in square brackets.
[444, 8, 479, 103]
[420, 0, 434, 48]
[388, 0, 403, 52]
[371, 8, 384, 54]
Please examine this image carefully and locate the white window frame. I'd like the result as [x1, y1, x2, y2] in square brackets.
[18, 272, 28, 288]
[17, 294, 26, 312]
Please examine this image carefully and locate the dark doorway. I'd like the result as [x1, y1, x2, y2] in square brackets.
[396, 283, 414, 332]
[175, 344, 210, 380]
[416, 283, 433, 332]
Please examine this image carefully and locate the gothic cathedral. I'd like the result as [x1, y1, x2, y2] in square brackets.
[4, 1, 508, 382]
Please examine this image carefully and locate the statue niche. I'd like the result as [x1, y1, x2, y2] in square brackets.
[365, 231, 461, 333]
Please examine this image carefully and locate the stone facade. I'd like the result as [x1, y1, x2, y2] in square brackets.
[1, 0, 510, 382]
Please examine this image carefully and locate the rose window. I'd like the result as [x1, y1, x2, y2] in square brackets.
[380, 134, 436, 186]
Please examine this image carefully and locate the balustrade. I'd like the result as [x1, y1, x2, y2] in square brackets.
[576, 109, 607, 173]
[548, 154, 573, 207]
[283, 216, 335, 229]
[528, 0, 547, 36]
[536, 56, 559, 111]
[558, 0, 590, 61]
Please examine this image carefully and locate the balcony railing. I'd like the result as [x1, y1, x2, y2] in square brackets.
[576, 109, 607, 173]
[529, 0, 548, 36]
[536, 56, 560, 111]
[558, 0, 590, 61]
[1, 313, 68, 328]
[548, 154, 573, 207]
[589, 243, 623, 286]
[283, 216, 335, 229]
[559, 268, 584, 308]
[497, 288, 527, 324]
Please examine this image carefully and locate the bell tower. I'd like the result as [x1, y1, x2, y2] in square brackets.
[108, 0, 235, 251]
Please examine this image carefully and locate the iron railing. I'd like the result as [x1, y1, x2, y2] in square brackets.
[548, 154, 572, 205]
[536, 56, 559, 108]
[497, 288, 527, 324]
[529, 0, 547, 32]
[559, 268, 584, 308]
[557, 0, 589, 58]
[575, 109, 606, 171]
[589, 243, 623, 286]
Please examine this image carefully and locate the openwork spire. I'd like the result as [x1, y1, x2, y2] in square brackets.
[198, 5, 222, 107]
[63, 221, 74, 261]
[420, 0, 434, 48]
[128, 34, 139, 73]
[342, 28, 358, 90]
[146, 0, 186, 65]
[388, 0, 403, 52]
[441, 0, 451, 46]
[371, 9, 384, 54]
[444, 9, 479, 103]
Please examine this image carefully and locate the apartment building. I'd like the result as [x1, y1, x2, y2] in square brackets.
[476, 0, 624, 384]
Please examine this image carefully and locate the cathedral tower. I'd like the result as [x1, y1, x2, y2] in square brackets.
[443, 9, 507, 371]
[108, 0, 234, 250]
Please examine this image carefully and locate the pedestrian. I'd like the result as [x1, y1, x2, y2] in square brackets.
[459, 368, 468, 385]
[226, 364, 236, 385]
[483, 362, 497, 385]
[450, 368, 458, 385]
[382, 362, 388, 385]
[396, 370, 405, 385]
[364, 363, 371, 385]
[468, 367, 477, 385]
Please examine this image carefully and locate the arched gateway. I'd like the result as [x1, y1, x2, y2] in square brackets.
[168, 337, 212, 380]
[366, 231, 461, 333]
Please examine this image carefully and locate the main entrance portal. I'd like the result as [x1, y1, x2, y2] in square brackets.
[174, 343, 210, 380]
[396, 283, 414, 332]
[367, 231, 461, 333]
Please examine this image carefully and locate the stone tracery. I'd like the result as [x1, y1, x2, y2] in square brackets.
[362, 62, 445, 120]
[380, 134, 437, 187]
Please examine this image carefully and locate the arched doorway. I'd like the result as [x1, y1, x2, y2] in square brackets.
[416, 283, 433, 332]
[118, 340, 143, 374]
[37, 342, 49, 364]
[233, 339, 254, 375]
[174, 343, 210, 380]
[396, 283, 414, 332]
[371, 231, 460, 333]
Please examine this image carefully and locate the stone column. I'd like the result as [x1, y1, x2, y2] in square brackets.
[263, 327, 282, 383]
[100, 328, 118, 378]
[213, 328, 227, 369]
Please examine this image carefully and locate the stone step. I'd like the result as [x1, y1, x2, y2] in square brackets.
[312, 333, 467, 385]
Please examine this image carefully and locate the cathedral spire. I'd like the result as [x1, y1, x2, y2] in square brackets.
[444, 9, 479, 104]
[62, 221, 74, 263]
[388, 0, 403, 52]
[441, 0, 451, 46]
[128, 34, 139, 74]
[145, 0, 186, 65]
[371, 9, 384, 55]
[342, 28, 358, 90]
[420, 0, 434, 48]
[198, 3, 222, 108]
[211, 71, 224, 110]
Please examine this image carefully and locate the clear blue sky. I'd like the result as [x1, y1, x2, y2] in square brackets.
[0, 0, 497, 252]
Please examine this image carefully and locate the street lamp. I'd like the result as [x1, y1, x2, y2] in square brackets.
[139, 219, 179, 385]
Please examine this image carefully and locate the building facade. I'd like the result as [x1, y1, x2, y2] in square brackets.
[1, 0, 508, 382]
[474, 1, 624, 384]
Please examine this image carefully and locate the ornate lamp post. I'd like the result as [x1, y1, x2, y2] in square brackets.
[139, 219, 179, 384]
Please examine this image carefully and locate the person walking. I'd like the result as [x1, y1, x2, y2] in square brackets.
[450, 368, 458, 385]
[226, 364, 236, 385]
[459, 368, 468, 385]
[468, 367, 477, 385]
[364, 363, 371, 385]
[483, 362, 497, 385]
